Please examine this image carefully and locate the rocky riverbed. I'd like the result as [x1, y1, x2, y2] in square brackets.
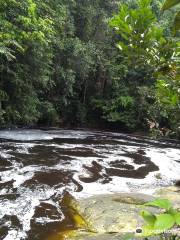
[0, 129, 180, 240]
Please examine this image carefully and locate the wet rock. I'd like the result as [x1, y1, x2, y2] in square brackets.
[33, 202, 62, 222]
[13, 145, 73, 166]
[122, 152, 150, 165]
[47, 193, 156, 240]
[79, 161, 103, 183]
[109, 160, 134, 170]
[0, 158, 12, 171]
[0, 225, 8, 239]
[74, 193, 155, 234]
[29, 194, 86, 240]
[105, 150, 159, 179]
[59, 148, 103, 158]
[0, 193, 20, 200]
[60, 190, 180, 240]
[0, 158, 12, 167]
[23, 170, 74, 187]
[154, 173, 162, 180]
[175, 180, 180, 187]
[0, 180, 15, 190]
[106, 163, 159, 179]
[0, 215, 22, 239]
[79, 161, 112, 184]
[137, 149, 146, 155]
[28, 202, 64, 240]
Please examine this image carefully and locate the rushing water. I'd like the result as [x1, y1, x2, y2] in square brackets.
[0, 129, 180, 240]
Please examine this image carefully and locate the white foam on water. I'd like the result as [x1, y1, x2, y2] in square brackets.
[0, 151, 13, 159]
[0, 187, 62, 240]
[3, 230, 27, 240]
[146, 147, 180, 180]
[0, 129, 95, 141]
[0, 130, 55, 141]
[70, 144, 180, 198]
[0, 165, 36, 188]
[14, 144, 35, 154]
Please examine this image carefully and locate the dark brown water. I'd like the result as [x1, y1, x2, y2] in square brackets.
[0, 129, 180, 240]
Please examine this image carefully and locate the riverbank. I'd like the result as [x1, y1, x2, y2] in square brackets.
[0, 125, 180, 143]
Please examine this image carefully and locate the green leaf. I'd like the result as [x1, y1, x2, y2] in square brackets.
[162, 0, 180, 11]
[141, 210, 156, 226]
[173, 211, 180, 225]
[145, 199, 172, 210]
[154, 214, 175, 231]
[173, 11, 180, 35]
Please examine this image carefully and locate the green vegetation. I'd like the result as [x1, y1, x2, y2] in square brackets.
[141, 198, 180, 237]
[0, 0, 179, 138]
[162, 0, 180, 35]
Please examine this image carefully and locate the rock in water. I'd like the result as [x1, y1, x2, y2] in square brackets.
[48, 187, 180, 240]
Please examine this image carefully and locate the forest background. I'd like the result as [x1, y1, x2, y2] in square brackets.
[0, 0, 179, 138]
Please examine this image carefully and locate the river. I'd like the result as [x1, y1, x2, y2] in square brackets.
[0, 129, 180, 240]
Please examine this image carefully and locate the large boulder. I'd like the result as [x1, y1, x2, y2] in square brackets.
[48, 186, 180, 240]
[75, 193, 154, 234]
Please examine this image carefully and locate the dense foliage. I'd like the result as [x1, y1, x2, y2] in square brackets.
[0, 0, 179, 137]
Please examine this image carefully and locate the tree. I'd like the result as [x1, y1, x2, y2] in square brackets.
[0, 0, 179, 136]
[93, 0, 168, 130]
[152, 0, 180, 137]
[0, 0, 55, 125]
[162, 0, 180, 36]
